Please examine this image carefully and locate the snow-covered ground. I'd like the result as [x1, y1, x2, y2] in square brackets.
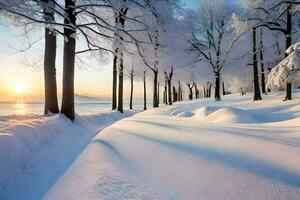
[0, 111, 135, 200]
[2, 92, 300, 200]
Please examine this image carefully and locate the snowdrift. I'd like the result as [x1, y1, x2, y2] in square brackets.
[174, 106, 257, 123]
[202, 107, 257, 123]
[0, 111, 133, 199]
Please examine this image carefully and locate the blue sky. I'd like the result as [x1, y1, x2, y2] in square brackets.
[184, 0, 198, 8]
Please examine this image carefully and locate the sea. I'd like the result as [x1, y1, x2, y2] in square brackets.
[0, 98, 146, 116]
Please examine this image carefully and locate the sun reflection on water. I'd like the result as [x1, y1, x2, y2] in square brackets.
[14, 103, 27, 115]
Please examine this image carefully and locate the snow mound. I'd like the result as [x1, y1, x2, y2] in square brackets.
[203, 107, 257, 123]
[177, 111, 194, 117]
[193, 106, 221, 119]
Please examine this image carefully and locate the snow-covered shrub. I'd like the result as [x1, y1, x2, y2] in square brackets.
[267, 42, 300, 90]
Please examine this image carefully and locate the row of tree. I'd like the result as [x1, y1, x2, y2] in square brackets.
[1, 0, 300, 121]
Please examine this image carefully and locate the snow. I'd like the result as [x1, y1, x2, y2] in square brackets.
[2, 92, 300, 200]
[267, 42, 300, 89]
[0, 111, 134, 200]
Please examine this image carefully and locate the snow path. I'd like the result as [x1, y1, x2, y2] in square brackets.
[43, 93, 300, 200]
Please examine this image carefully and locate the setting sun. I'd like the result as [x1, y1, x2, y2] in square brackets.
[14, 82, 27, 94]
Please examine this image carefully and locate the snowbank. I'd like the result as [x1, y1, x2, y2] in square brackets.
[203, 107, 257, 123]
[0, 111, 134, 200]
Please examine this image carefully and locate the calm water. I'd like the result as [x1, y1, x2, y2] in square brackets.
[0, 100, 145, 116]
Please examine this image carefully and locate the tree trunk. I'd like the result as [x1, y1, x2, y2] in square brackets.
[252, 27, 262, 101]
[112, 49, 118, 110]
[129, 71, 133, 110]
[187, 84, 194, 100]
[143, 71, 147, 110]
[194, 84, 197, 99]
[153, 70, 159, 108]
[157, 82, 160, 105]
[116, 7, 128, 113]
[43, 8, 59, 115]
[61, 0, 76, 120]
[173, 87, 177, 102]
[285, 6, 292, 100]
[178, 81, 182, 101]
[189, 88, 193, 100]
[117, 52, 124, 113]
[259, 27, 266, 94]
[208, 83, 212, 98]
[222, 82, 226, 96]
[214, 72, 221, 101]
[167, 79, 172, 105]
[164, 78, 167, 105]
[285, 82, 292, 101]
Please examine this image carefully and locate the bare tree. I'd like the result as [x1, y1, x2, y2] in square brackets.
[189, 0, 238, 101]
[187, 83, 195, 100]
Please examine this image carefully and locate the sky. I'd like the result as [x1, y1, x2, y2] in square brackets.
[0, 0, 198, 102]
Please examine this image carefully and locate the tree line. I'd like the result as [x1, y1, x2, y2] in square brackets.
[1, 0, 300, 121]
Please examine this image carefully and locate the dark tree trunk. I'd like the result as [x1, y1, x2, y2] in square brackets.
[164, 68, 173, 105]
[153, 70, 159, 108]
[143, 71, 147, 110]
[285, 82, 292, 101]
[285, 6, 292, 58]
[259, 27, 266, 94]
[214, 72, 221, 101]
[178, 81, 182, 101]
[164, 78, 167, 104]
[240, 88, 245, 96]
[252, 27, 262, 101]
[285, 6, 293, 100]
[129, 70, 133, 110]
[157, 82, 160, 105]
[173, 87, 177, 102]
[222, 82, 226, 96]
[112, 49, 118, 110]
[116, 7, 128, 113]
[187, 83, 194, 100]
[61, 0, 76, 120]
[117, 52, 124, 113]
[208, 83, 212, 98]
[43, 7, 59, 115]
[168, 79, 172, 105]
[194, 84, 199, 99]
[189, 88, 193, 100]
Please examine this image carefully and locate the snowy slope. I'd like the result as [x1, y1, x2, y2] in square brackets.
[0, 111, 134, 200]
[42, 92, 300, 200]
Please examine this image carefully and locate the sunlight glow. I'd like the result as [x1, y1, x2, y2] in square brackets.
[14, 82, 27, 94]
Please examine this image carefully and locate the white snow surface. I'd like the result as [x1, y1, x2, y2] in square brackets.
[0, 111, 134, 200]
[3, 92, 300, 200]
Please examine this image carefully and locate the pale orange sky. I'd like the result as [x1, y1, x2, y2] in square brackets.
[0, 22, 147, 102]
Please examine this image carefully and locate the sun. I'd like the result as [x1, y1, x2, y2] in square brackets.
[14, 82, 27, 94]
